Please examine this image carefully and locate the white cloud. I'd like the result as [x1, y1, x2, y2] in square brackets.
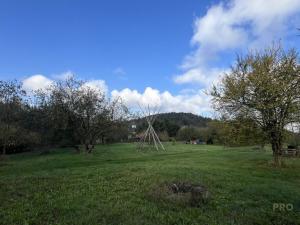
[23, 74, 213, 115]
[192, 0, 300, 54]
[111, 87, 212, 115]
[175, 0, 300, 85]
[23, 73, 108, 96]
[174, 67, 227, 87]
[82, 80, 108, 95]
[22, 74, 53, 92]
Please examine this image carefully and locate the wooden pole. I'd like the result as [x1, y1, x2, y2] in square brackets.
[151, 126, 166, 150]
[136, 103, 165, 151]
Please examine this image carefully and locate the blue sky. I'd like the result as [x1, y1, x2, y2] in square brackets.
[1, 0, 300, 116]
[0, 0, 211, 90]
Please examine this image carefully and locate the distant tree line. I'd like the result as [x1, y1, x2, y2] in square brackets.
[0, 76, 128, 155]
[134, 112, 212, 140]
[134, 113, 269, 146]
[173, 119, 267, 147]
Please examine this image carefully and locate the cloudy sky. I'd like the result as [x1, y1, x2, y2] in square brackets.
[1, 0, 300, 116]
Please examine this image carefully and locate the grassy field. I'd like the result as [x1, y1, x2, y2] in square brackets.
[1, 143, 300, 225]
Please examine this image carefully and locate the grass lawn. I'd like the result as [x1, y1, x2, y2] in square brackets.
[1, 143, 300, 225]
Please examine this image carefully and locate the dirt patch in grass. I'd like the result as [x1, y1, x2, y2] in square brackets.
[149, 181, 211, 207]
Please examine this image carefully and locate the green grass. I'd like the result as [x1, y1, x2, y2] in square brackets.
[1, 143, 300, 225]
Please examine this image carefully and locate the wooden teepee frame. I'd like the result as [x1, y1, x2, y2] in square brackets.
[137, 104, 165, 151]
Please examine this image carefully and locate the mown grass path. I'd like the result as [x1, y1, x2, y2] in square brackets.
[1, 144, 299, 225]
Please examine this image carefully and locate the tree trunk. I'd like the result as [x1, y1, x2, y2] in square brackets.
[2, 131, 7, 156]
[84, 139, 94, 154]
[84, 142, 90, 153]
[1, 143, 7, 160]
[2, 144, 6, 155]
[270, 132, 282, 167]
[273, 150, 281, 166]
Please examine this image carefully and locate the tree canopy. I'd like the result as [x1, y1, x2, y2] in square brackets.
[211, 45, 300, 166]
[0, 76, 129, 155]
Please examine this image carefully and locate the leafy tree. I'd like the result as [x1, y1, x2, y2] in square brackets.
[158, 131, 169, 141]
[105, 122, 129, 143]
[0, 76, 129, 154]
[210, 118, 267, 147]
[211, 45, 300, 166]
[35, 76, 129, 152]
[0, 80, 26, 155]
[205, 121, 220, 144]
[177, 126, 200, 141]
[164, 120, 180, 137]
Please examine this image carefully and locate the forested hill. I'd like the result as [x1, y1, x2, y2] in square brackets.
[153, 112, 212, 127]
[133, 112, 212, 136]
